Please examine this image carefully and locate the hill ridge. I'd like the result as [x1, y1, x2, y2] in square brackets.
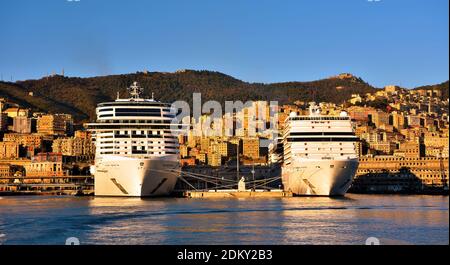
[0, 70, 447, 122]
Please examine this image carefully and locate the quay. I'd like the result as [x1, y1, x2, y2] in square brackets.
[182, 189, 292, 198]
[0, 175, 94, 196]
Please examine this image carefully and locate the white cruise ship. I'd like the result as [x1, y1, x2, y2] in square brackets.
[281, 103, 359, 196]
[86, 82, 180, 197]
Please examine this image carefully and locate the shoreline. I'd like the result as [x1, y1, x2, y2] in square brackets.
[1, 190, 448, 197]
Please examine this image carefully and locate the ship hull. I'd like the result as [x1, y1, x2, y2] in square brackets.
[282, 159, 359, 196]
[93, 155, 180, 197]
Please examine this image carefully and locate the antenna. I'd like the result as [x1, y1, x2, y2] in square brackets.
[127, 81, 143, 99]
[151, 92, 155, 100]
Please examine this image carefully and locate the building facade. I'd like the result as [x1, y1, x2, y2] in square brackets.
[0, 142, 19, 159]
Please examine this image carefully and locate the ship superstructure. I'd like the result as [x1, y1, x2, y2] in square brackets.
[281, 103, 359, 196]
[86, 82, 180, 196]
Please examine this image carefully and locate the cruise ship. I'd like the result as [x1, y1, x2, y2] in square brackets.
[86, 82, 180, 196]
[281, 103, 359, 196]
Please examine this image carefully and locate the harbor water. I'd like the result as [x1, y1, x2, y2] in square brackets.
[0, 194, 448, 245]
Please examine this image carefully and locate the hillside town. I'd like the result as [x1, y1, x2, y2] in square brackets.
[0, 98, 94, 192]
[178, 85, 449, 192]
[0, 84, 448, 194]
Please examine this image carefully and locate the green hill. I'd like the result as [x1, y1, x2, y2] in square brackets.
[1, 70, 444, 122]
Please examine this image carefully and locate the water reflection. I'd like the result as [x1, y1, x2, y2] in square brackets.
[0, 195, 448, 245]
[84, 197, 173, 244]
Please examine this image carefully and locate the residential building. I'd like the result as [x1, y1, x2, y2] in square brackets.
[12, 116, 36, 133]
[0, 142, 19, 159]
[37, 114, 71, 135]
[243, 137, 259, 160]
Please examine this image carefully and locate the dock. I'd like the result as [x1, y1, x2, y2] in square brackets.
[0, 175, 94, 196]
[183, 189, 292, 198]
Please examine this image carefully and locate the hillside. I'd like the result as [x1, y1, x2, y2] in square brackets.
[414, 81, 449, 100]
[0, 70, 442, 122]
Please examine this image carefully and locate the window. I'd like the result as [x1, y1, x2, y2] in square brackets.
[98, 108, 113, 112]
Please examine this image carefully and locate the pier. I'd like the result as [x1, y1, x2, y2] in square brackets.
[183, 189, 292, 198]
[175, 169, 291, 198]
[0, 175, 94, 196]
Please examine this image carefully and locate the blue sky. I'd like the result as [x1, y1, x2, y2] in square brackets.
[0, 0, 448, 88]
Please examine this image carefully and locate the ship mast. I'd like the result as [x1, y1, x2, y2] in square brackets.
[128, 81, 144, 99]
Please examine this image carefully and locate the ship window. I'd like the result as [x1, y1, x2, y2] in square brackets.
[115, 108, 161, 113]
[115, 113, 161, 117]
[99, 108, 114, 112]
[287, 137, 358, 142]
